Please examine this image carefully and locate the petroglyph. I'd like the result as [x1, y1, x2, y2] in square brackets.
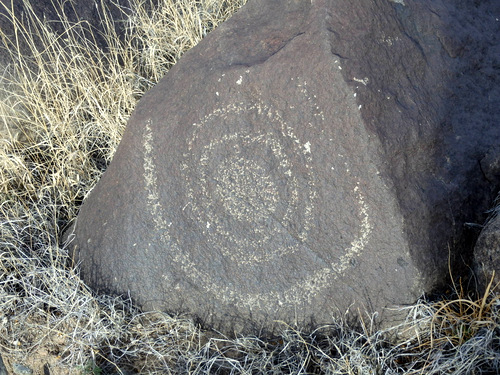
[73, 0, 486, 332]
[142, 78, 373, 309]
[181, 99, 316, 264]
[353, 77, 369, 85]
[214, 156, 278, 222]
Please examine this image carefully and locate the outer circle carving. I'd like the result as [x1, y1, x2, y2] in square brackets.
[143, 89, 372, 308]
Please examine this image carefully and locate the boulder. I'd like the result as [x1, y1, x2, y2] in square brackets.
[474, 203, 500, 291]
[68, 0, 500, 335]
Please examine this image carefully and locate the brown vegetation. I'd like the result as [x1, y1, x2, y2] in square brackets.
[0, 0, 498, 373]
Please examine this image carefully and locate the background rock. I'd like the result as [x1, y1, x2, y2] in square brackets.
[0, 0, 132, 141]
[69, 0, 500, 335]
[474, 201, 500, 291]
[0, 0, 131, 63]
[0, 355, 7, 375]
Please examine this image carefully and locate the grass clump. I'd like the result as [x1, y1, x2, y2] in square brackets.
[0, 0, 499, 373]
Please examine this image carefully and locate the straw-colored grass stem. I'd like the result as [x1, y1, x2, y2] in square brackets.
[0, 0, 498, 374]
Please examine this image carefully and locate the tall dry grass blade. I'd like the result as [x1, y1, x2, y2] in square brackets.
[0, 0, 499, 374]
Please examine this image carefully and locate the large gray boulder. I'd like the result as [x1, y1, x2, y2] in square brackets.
[68, 0, 500, 335]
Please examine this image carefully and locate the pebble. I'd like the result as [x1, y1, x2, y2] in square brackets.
[12, 363, 33, 375]
[0, 355, 7, 375]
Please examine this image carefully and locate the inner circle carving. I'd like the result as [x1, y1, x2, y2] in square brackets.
[214, 155, 278, 222]
[183, 102, 316, 265]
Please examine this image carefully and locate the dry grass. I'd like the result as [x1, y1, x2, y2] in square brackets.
[0, 0, 499, 373]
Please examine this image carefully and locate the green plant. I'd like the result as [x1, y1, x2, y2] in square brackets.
[80, 361, 103, 375]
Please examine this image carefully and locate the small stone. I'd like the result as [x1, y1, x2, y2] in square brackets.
[12, 363, 33, 375]
[0, 355, 7, 375]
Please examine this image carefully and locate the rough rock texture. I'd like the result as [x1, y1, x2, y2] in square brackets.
[68, 0, 500, 335]
[475, 205, 500, 291]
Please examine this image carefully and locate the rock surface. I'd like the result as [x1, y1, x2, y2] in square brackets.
[68, 0, 500, 335]
[474, 206, 500, 291]
[0, 355, 7, 375]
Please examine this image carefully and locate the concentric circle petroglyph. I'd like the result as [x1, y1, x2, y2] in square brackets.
[142, 79, 373, 309]
[214, 155, 278, 222]
[183, 111, 316, 264]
